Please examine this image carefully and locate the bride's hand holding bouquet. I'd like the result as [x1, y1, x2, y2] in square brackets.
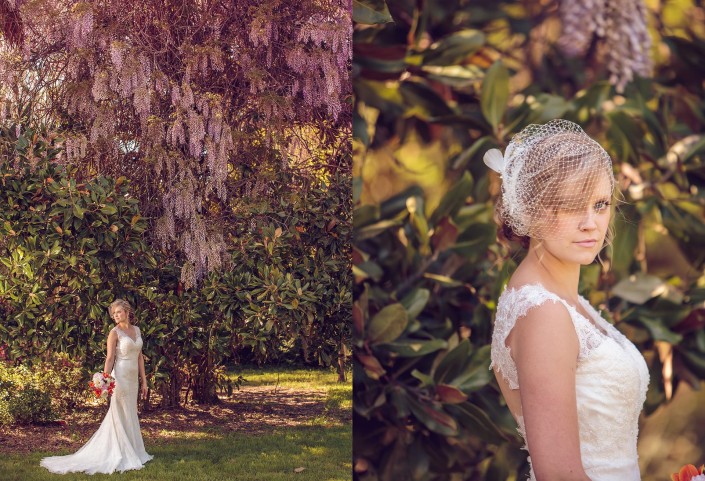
[89, 372, 116, 399]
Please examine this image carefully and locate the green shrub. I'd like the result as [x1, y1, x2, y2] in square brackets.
[0, 362, 55, 425]
[0, 124, 351, 409]
[9, 387, 53, 424]
[35, 353, 88, 413]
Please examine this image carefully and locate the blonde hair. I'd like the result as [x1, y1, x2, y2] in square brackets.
[109, 298, 136, 324]
[494, 130, 616, 250]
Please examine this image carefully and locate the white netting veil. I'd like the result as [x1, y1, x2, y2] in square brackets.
[484, 119, 615, 240]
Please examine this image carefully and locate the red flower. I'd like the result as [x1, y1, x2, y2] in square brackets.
[672, 464, 705, 481]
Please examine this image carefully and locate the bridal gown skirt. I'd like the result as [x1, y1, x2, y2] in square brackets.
[41, 328, 153, 474]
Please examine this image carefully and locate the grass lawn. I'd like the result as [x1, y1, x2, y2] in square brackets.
[0, 367, 351, 481]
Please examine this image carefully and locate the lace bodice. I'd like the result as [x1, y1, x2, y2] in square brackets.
[113, 325, 143, 360]
[490, 283, 649, 481]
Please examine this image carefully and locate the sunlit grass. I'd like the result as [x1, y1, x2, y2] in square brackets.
[231, 366, 352, 420]
[0, 366, 352, 481]
[1, 425, 351, 481]
[232, 366, 350, 389]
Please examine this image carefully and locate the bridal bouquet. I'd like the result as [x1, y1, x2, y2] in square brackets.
[89, 372, 116, 399]
[672, 464, 705, 481]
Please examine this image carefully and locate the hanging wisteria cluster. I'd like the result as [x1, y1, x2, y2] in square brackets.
[0, 0, 352, 286]
[558, 0, 652, 92]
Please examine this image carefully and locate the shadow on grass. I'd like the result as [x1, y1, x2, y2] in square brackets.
[2, 424, 351, 481]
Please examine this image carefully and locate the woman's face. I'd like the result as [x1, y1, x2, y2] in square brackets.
[536, 173, 613, 265]
[112, 306, 128, 324]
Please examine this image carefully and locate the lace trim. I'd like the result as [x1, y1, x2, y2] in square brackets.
[113, 325, 141, 341]
[489, 283, 608, 390]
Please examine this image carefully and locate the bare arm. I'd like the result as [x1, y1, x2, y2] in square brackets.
[511, 301, 592, 481]
[138, 352, 148, 398]
[103, 329, 118, 374]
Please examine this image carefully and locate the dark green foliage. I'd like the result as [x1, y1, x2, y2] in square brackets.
[0, 126, 153, 371]
[354, 182, 522, 480]
[354, 0, 705, 479]
[0, 362, 55, 425]
[0, 123, 352, 411]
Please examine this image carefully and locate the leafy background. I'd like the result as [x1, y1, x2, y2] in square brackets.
[0, 0, 352, 418]
[0, 124, 351, 411]
[352, 0, 705, 479]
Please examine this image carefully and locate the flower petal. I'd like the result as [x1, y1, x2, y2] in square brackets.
[680, 465, 700, 481]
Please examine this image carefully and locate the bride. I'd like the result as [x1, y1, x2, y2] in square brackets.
[41, 299, 153, 474]
[485, 120, 649, 480]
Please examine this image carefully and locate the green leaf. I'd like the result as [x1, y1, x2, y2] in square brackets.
[433, 339, 472, 384]
[446, 402, 506, 444]
[606, 110, 642, 162]
[353, 111, 369, 146]
[367, 303, 408, 344]
[448, 223, 495, 259]
[100, 205, 117, 215]
[420, 64, 484, 88]
[353, 205, 379, 229]
[355, 218, 403, 241]
[635, 316, 682, 344]
[72, 203, 85, 219]
[678, 349, 705, 378]
[610, 205, 639, 278]
[353, 261, 384, 282]
[352, 0, 393, 24]
[423, 29, 485, 67]
[411, 369, 435, 388]
[453, 345, 493, 392]
[450, 137, 494, 171]
[399, 80, 455, 119]
[480, 60, 509, 131]
[429, 171, 473, 225]
[383, 338, 448, 357]
[399, 288, 430, 320]
[422, 273, 464, 287]
[406, 396, 458, 436]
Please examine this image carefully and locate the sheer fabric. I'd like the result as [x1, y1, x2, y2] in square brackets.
[490, 284, 649, 481]
[40, 326, 153, 474]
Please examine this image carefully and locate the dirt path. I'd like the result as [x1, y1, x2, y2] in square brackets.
[0, 385, 349, 454]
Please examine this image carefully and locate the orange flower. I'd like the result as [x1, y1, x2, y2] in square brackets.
[672, 464, 705, 481]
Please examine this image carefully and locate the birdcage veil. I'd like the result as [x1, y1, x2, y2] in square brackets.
[484, 119, 615, 240]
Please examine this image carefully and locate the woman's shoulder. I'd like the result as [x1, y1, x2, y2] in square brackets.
[499, 280, 557, 307]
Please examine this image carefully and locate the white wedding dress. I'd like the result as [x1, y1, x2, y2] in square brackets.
[490, 284, 649, 480]
[41, 326, 153, 474]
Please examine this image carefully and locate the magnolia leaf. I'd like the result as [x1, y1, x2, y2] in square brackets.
[636, 316, 683, 344]
[480, 61, 509, 131]
[352, 0, 392, 24]
[367, 303, 408, 344]
[436, 384, 468, 404]
[429, 171, 474, 225]
[400, 288, 430, 320]
[384, 338, 448, 357]
[423, 30, 485, 66]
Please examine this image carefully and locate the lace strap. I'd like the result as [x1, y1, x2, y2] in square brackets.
[490, 284, 591, 389]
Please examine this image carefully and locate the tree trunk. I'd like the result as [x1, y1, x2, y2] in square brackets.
[160, 369, 182, 408]
[337, 336, 347, 383]
[191, 355, 220, 404]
